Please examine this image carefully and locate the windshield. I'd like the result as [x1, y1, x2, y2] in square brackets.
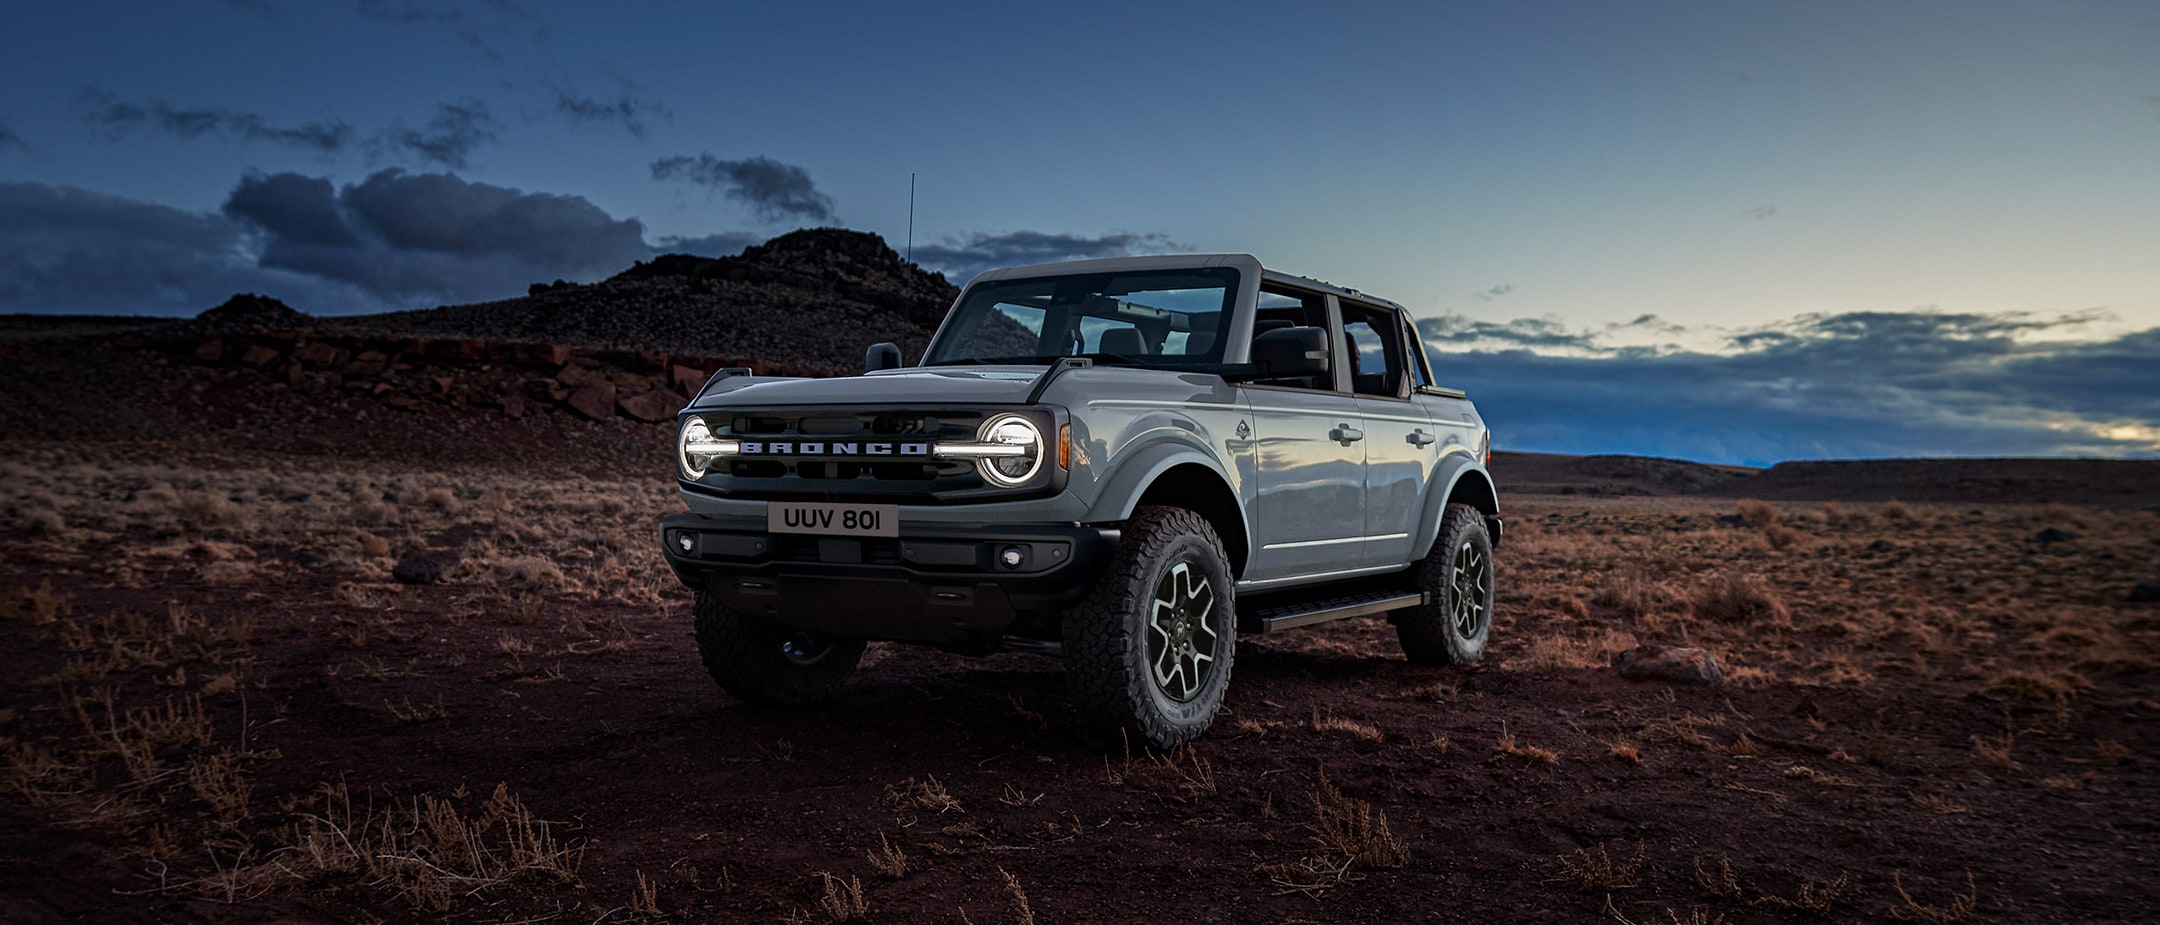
[923, 268, 1239, 367]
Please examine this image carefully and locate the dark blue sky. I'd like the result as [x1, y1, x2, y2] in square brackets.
[1, 1, 2154, 463]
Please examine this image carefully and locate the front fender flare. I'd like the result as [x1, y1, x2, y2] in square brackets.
[1080, 439, 1246, 545]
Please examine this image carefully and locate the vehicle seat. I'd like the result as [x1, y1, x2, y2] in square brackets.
[1183, 332, 1215, 357]
[1099, 327, 1147, 357]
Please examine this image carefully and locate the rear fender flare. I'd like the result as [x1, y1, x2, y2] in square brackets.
[1411, 451, 1498, 561]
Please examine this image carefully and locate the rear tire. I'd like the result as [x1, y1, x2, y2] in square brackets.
[693, 591, 865, 705]
[1062, 506, 1236, 749]
[1396, 504, 1496, 665]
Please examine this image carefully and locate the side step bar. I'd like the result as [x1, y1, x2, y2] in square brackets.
[1251, 591, 1426, 634]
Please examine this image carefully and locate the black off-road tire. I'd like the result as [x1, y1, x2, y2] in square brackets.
[1396, 503, 1496, 665]
[693, 591, 866, 705]
[1062, 506, 1237, 750]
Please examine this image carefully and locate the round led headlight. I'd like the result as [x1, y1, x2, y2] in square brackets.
[976, 414, 1043, 487]
[679, 416, 717, 479]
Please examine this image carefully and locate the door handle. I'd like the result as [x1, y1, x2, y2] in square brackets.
[1329, 424, 1364, 444]
[1407, 429, 1436, 447]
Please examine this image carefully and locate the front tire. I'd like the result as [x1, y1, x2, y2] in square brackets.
[693, 591, 866, 705]
[1396, 504, 1496, 665]
[1062, 506, 1236, 749]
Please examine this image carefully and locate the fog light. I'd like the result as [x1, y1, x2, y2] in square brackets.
[675, 532, 697, 554]
[998, 545, 1027, 569]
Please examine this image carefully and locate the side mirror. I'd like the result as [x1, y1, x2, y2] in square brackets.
[1249, 327, 1329, 377]
[865, 342, 902, 373]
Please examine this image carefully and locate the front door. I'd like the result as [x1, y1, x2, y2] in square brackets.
[1238, 286, 1369, 582]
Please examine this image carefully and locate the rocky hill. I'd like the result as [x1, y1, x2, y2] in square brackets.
[319, 228, 957, 373]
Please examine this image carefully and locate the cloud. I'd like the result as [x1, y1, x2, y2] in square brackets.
[908, 230, 1184, 282]
[80, 91, 504, 167]
[352, 0, 545, 59]
[650, 153, 838, 224]
[1472, 283, 1514, 301]
[222, 168, 650, 305]
[0, 180, 379, 315]
[651, 231, 761, 258]
[1, 171, 763, 316]
[0, 119, 24, 150]
[1742, 204, 1777, 220]
[549, 86, 666, 139]
[83, 92, 353, 153]
[375, 99, 496, 168]
[1420, 309, 2157, 463]
[1419, 314, 1596, 351]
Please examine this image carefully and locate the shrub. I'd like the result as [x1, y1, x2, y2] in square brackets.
[1691, 573, 1791, 627]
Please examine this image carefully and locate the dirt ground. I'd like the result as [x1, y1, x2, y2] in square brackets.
[2, 438, 2157, 924]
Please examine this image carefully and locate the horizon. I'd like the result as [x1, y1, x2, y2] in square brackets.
[2, 1, 2154, 465]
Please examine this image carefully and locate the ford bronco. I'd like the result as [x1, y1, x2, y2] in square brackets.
[660, 254, 1501, 747]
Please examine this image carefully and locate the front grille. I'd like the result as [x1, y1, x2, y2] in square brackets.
[689, 407, 988, 499]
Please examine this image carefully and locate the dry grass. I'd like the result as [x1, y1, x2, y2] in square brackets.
[1694, 854, 1743, 899]
[884, 775, 963, 815]
[1000, 868, 1036, 925]
[1310, 710, 1383, 743]
[1970, 732, 2019, 769]
[1308, 772, 1409, 869]
[1894, 870, 1978, 923]
[1734, 499, 1781, 528]
[1558, 840, 1643, 891]
[1911, 792, 1968, 815]
[236, 781, 585, 911]
[1783, 764, 1850, 786]
[866, 831, 909, 879]
[814, 872, 867, 923]
[1493, 724, 1560, 764]
[1690, 573, 1791, 627]
[1759, 872, 1847, 917]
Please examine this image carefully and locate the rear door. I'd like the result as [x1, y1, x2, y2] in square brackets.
[1340, 301, 1437, 567]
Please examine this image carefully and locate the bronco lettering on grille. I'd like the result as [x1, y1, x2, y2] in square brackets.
[736, 441, 932, 456]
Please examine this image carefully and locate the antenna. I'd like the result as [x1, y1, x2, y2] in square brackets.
[906, 172, 915, 263]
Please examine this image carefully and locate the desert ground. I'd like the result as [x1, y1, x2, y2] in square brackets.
[4, 431, 2156, 924]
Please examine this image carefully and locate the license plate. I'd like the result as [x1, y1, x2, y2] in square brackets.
[767, 502, 899, 538]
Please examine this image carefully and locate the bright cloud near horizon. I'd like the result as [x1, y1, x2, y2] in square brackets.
[2, 0, 2154, 465]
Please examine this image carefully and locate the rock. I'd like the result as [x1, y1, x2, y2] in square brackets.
[618, 388, 688, 422]
[391, 553, 449, 585]
[1612, 644, 1724, 685]
[671, 364, 707, 392]
[193, 338, 225, 362]
[2031, 528, 2076, 544]
[1866, 539, 1895, 552]
[524, 378, 568, 402]
[239, 344, 281, 367]
[565, 382, 618, 420]
[2131, 580, 2160, 603]
[295, 342, 346, 368]
[557, 364, 607, 388]
[197, 293, 308, 328]
[499, 394, 528, 419]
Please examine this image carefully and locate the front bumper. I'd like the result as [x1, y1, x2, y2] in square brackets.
[659, 513, 1118, 645]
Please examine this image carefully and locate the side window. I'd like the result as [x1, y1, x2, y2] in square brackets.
[1401, 313, 1433, 389]
[1251, 286, 1333, 391]
[1340, 302, 1406, 398]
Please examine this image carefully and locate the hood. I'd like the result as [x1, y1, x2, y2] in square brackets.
[690, 366, 1049, 409]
